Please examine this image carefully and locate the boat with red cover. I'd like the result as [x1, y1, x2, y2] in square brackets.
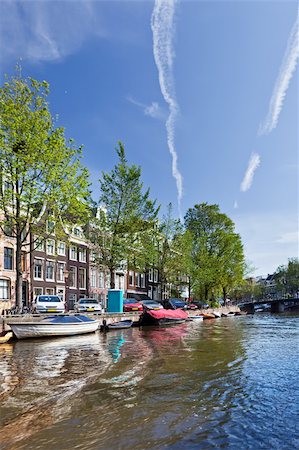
[139, 308, 189, 326]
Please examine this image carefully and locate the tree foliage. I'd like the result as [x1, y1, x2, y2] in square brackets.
[91, 142, 159, 287]
[0, 68, 91, 307]
[154, 204, 192, 297]
[274, 258, 299, 297]
[184, 203, 245, 301]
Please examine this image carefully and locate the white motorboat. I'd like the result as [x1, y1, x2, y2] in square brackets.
[188, 315, 204, 321]
[7, 315, 99, 339]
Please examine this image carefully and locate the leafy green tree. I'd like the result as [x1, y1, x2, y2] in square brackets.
[92, 142, 159, 288]
[0, 68, 91, 308]
[155, 204, 192, 298]
[184, 203, 245, 302]
[274, 258, 299, 297]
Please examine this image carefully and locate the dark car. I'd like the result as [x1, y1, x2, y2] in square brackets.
[162, 298, 187, 310]
[191, 300, 209, 309]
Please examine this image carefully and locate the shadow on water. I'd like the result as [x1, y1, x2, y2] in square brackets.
[0, 314, 298, 449]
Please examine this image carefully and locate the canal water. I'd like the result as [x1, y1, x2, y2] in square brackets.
[0, 313, 298, 450]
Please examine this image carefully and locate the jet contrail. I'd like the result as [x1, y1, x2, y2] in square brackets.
[151, 0, 183, 219]
[240, 153, 261, 192]
[259, 12, 299, 135]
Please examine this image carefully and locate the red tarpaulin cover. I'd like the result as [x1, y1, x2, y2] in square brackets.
[146, 309, 189, 320]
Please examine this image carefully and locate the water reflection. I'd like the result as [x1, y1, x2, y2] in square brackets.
[0, 315, 298, 450]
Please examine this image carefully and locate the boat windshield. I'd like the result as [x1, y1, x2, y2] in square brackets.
[38, 296, 61, 303]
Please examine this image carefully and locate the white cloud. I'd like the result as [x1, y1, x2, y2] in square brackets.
[127, 96, 165, 120]
[259, 12, 299, 135]
[240, 152, 261, 192]
[234, 200, 239, 209]
[144, 102, 164, 119]
[276, 231, 299, 244]
[151, 0, 183, 219]
[0, 1, 105, 64]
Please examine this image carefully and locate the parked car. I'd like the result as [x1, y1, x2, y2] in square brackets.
[186, 302, 198, 310]
[32, 295, 65, 314]
[123, 299, 143, 312]
[75, 298, 102, 313]
[140, 300, 164, 310]
[162, 298, 188, 310]
[190, 300, 209, 309]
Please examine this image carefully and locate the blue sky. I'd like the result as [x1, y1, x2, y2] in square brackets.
[0, 0, 298, 276]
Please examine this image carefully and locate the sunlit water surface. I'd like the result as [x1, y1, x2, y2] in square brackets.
[0, 313, 298, 449]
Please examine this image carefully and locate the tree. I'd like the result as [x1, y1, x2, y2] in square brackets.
[0, 68, 91, 308]
[92, 142, 159, 288]
[274, 258, 299, 297]
[184, 203, 245, 302]
[155, 204, 192, 298]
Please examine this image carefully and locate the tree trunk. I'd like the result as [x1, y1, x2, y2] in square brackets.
[15, 234, 23, 310]
[110, 268, 115, 289]
[223, 287, 227, 306]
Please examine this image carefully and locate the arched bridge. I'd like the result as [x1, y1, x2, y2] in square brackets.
[239, 297, 299, 314]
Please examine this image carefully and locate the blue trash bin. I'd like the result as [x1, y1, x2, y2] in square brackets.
[107, 289, 123, 313]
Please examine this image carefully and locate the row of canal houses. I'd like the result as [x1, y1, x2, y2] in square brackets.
[0, 220, 177, 313]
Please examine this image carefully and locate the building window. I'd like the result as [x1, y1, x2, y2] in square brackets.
[69, 266, 76, 288]
[148, 286, 153, 299]
[129, 271, 134, 286]
[79, 268, 86, 289]
[46, 261, 55, 281]
[105, 273, 110, 289]
[91, 269, 96, 288]
[21, 252, 26, 272]
[99, 271, 104, 288]
[79, 247, 87, 263]
[73, 227, 82, 237]
[154, 269, 158, 283]
[136, 272, 140, 287]
[45, 288, 54, 295]
[70, 245, 77, 261]
[33, 287, 43, 298]
[57, 262, 65, 282]
[57, 242, 66, 256]
[4, 223, 14, 237]
[46, 220, 55, 234]
[148, 269, 153, 282]
[0, 279, 10, 299]
[56, 288, 65, 301]
[4, 248, 13, 270]
[46, 239, 55, 255]
[140, 273, 145, 288]
[34, 258, 43, 279]
[35, 237, 44, 252]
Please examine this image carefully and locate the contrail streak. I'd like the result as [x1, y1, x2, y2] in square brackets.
[151, 0, 183, 219]
[240, 153, 261, 192]
[259, 12, 299, 135]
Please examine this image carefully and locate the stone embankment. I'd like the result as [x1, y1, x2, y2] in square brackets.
[1, 306, 240, 332]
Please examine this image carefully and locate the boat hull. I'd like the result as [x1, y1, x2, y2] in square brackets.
[108, 320, 133, 330]
[9, 321, 99, 339]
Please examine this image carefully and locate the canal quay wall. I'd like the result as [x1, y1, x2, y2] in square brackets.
[1, 306, 240, 332]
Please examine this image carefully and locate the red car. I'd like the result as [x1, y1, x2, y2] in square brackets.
[123, 299, 143, 312]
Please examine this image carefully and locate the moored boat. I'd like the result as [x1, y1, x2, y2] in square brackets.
[188, 315, 204, 321]
[139, 308, 189, 326]
[201, 313, 216, 320]
[107, 320, 133, 330]
[0, 331, 13, 344]
[7, 315, 99, 339]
